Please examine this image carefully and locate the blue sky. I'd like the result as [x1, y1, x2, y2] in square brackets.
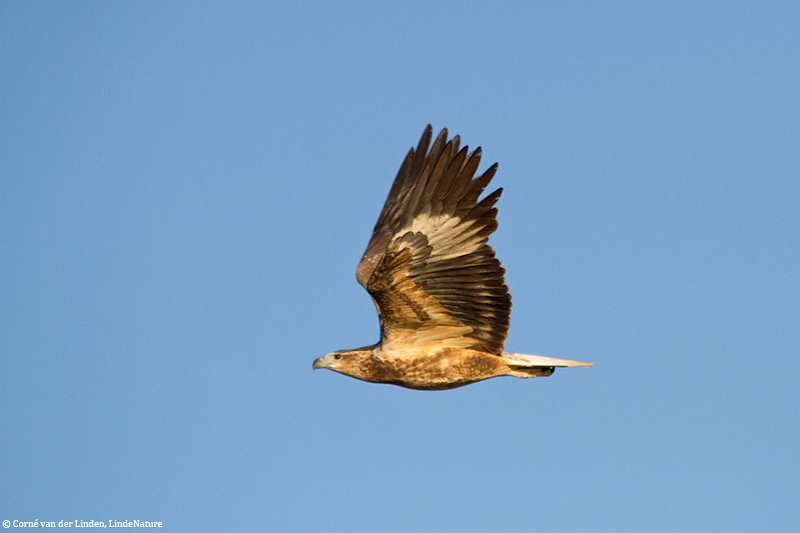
[1, 1, 798, 531]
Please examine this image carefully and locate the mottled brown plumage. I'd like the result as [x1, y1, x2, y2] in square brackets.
[313, 126, 591, 390]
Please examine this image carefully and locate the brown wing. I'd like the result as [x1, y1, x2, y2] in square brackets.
[355, 125, 511, 355]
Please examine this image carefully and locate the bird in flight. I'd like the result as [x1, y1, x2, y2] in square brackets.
[314, 126, 591, 389]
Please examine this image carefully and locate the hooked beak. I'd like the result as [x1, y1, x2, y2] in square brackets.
[312, 356, 327, 370]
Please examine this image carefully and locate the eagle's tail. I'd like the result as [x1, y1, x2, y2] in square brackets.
[501, 352, 593, 378]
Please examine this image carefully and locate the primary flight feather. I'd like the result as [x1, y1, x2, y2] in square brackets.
[313, 126, 591, 389]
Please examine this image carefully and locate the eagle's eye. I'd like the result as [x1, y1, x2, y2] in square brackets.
[333, 353, 341, 360]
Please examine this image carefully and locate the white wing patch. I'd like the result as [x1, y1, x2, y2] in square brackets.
[406, 214, 484, 262]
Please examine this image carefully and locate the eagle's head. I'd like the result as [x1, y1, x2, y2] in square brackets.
[313, 347, 381, 381]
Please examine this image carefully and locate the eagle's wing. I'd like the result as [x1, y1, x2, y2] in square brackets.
[355, 126, 511, 354]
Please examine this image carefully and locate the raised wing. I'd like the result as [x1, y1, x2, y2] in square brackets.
[356, 126, 511, 354]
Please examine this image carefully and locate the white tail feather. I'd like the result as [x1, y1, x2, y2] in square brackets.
[502, 352, 593, 368]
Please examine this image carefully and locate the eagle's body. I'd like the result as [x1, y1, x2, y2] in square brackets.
[317, 346, 581, 390]
[313, 126, 591, 390]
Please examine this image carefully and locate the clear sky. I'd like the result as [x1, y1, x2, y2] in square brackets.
[2, 2, 798, 531]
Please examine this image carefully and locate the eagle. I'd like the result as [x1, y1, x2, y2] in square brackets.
[313, 126, 591, 390]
